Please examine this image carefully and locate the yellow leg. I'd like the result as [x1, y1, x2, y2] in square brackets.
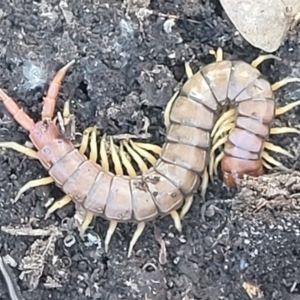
[45, 194, 72, 219]
[13, 176, 54, 203]
[79, 211, 94, 234]
[263, 141, 293, 158]
[209, 48, 223, 62]
[200, 169, 209, 200]
[109, 136, 123, 175]
[130, 142, 162, 155]
[272, 78, 300, 92]
[129, 140, 158, 166]
[211, 109, 235, 137]
[122, 140, 148, 173]
[251, 54, 281, 68]
[170, 210, 182, 232]
[271, 127, 300, 135]
[275, 100, 300, 115]
[127, 222, 146, 258]
[180, 195, 194, 220]
[261, 151, 287, 169]
[119, 143, 137, 178]
[185, 62, 194, 79]
[100, 135, 109, 171]
[79, 127, 94, 154]
[105, 220, 118, 253]
[0, 142, 38, 159]
[164, 90, 179, 128]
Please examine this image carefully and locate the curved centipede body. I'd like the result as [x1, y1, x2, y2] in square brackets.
[0, 48, 300, 257]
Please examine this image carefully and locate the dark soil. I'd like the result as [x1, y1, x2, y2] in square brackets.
[0, 0, 300, 299]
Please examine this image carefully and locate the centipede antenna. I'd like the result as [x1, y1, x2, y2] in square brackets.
[270, 127, 300, 135]
[0, 142, 39, 159]
[127, 222, 146, 258]
[272, 78, 300, 92]
[100, 135, 109, 171]
[13, 176, 54, 204]
[170, 210, 182, 232]
[119, 142, 137, 178]
[211, 109, 235, 137]
[123, 140, 148, 173]
[263, 141, 293, 158]
[105, 220, 118, 253]
[180, 195, 194, 220]
[129, 140, 157, 166]
[251, 54, 281, 68]
[275, 100, 300, 115]
[45, 195, 72, 219]
[164, 90, 179, 127]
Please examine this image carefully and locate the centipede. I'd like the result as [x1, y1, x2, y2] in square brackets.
[1, 48, 300, 257]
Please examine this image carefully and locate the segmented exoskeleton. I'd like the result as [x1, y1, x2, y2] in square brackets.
[0, 48, 299, 257]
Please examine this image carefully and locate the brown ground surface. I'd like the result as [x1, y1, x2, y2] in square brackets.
[1, 1, 300, 299]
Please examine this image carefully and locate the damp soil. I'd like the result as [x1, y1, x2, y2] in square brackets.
[0, 1, 300, 300]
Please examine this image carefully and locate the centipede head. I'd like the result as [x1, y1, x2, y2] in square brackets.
[29, 120, 60, 150]
[221, 156, 265, 187]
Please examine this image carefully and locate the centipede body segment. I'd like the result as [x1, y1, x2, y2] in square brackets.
[0, 48, 300, 257]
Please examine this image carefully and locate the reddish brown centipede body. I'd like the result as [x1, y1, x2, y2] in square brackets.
[0, 48, 300, 257]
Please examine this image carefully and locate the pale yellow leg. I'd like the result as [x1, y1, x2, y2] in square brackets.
[100, 135, 109, 171]
[127, 222, 145, 258]
[45, 194, 72, 219]
[13, 176, 54, 203]
[110, 136, 123, 175]
[209, 48, 223, 62]
[213, 151, 225, 176]
[261, 151, 287, 169]
[251, 54, 281, 68]
[105, 220, 118, 253]
[211, 109, 235, 137]
[185, 62, 194, 79]
[123, 140, 148, 173]
[263, 141, 293, 158]
[200, 169, 209, 200]
[79, 211, 94, 234]
[170, 210, 182, 232]
[129, 140, 157, 166]
[262, 159, 274, 170]
[131, 142, 162, 155]
[164, 90, 179, 127]
[119, 142, 137, 178]
[271, 127, 300, 135]
[180, 195, 194, 220]
[62, 99, 71, 126]
[212, 122, 234, 145]
[272, 78, 300, 92]
[209, 135, 228, 182]
[89, 127, 98, 162]
[275, 100, 300, 115]
[0, 142, 38, 159]
[79, 127, 94, 154]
